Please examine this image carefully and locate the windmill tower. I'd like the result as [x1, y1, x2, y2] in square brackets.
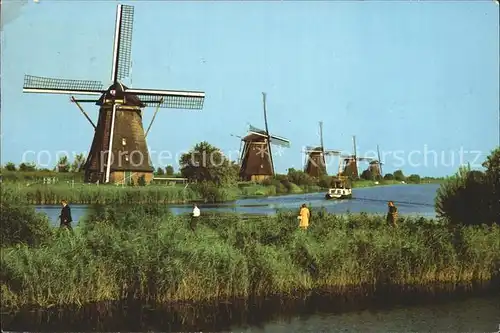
[303, 121, 343, 178]
[239, 93, 290, 182]
[367, 144, 384, 179]
[22, 4, 205, 185]
[339, 135, 375, 179]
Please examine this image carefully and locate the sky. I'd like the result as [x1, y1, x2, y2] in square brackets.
[1, 0, 499, 177]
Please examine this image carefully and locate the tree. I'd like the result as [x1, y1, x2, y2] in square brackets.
[393, 169, 405, 181]
[155, 167, 165, 176]
[4, 162, 16, 171]
[407, 174, 421, 184]
[287, 168, 313, 186]
[71, 153, 86, 172]
[436, 148, 499, 226]
[435, 166, 491, 226]
[57, 156, 70, 173]
[482, 147, 500, 223]
[18, 162, 36, 172]
[165, 165, 174, 176]
[482, 147, 500, 178]
[179, 141, 238, 185]
[383, 173, 394, 180]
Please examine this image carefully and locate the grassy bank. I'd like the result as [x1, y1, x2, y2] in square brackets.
[1, 203, 499, 311]
[0, 181, 324, 205]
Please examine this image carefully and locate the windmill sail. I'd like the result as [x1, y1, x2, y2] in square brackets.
[111, 4, 134, 82]
[23, 75, 104, 95]
[248, 124, 290, 147]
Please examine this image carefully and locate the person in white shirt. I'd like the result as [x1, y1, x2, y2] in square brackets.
[190, 204, 200, 232]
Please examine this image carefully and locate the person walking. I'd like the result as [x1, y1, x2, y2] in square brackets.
[298, 203, 311, 230]
[59, 199, 73, 231]
[386, 201, 398, 227]
[190, 204, 200, 232]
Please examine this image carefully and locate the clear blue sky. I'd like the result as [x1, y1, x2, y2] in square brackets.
[1, 1, 499, 177]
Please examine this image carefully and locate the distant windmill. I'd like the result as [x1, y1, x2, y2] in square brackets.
[367, 144, 385, 179]
[303, 121, 343, 178]
[22, 4, 205, 185]
[338, 135, 375, 179]
[239, 93, 290, 182]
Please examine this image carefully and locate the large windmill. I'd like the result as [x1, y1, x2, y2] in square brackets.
[239, 93, 290, 182]
[22, 4, 205, 185]
[338, 135, 375, 179]
[303, 121, 343, 178]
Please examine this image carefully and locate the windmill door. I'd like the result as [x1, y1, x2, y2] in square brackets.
[124, 171, 132, 185]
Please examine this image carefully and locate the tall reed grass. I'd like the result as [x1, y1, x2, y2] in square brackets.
[1, 182, 324, 205]
[1, 183, 199, 204]
[1, 203, 499, 311]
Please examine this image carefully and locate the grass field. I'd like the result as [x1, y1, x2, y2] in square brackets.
[1, 201, 499, 311]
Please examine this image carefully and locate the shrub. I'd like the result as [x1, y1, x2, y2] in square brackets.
[0, 201, 52, 247]
[384, 173, 394, 180]
[407, 174, 421, 184]
[436, 157, 498, 226]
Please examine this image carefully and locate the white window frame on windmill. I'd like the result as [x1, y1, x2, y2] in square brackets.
[122, 138, 127, 146]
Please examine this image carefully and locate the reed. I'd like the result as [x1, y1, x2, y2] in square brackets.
[1, 181, 323, 205]
[1, 183, 199, 205]
[1, 203, 499, 311]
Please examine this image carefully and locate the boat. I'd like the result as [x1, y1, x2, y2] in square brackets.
[325, 176, 353, 200]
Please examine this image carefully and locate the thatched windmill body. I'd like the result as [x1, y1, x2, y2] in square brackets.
[338, 135, 375, 179]
[239, 93, 290, 182]
[303, 121, 343, 178]
[22, 4, 205, 185]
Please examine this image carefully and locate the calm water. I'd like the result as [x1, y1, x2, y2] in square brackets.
[35, 184, 440, 225]
[227, 296, 500, 333]
[3, 293, 499, 332]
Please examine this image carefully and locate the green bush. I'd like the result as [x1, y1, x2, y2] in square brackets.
[436, 148, 499, 226]
[0, 201, 52, 247]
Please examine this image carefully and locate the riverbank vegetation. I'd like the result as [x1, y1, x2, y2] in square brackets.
[1, 148, 498, 311]
[1, 196, 500, 311]
[435, 147, 499, 226]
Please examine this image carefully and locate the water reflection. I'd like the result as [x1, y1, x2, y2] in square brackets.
[2, 283, 498, 332]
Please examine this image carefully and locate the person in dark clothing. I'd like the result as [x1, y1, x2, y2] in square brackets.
[386, 201, 398, 227]
[59, 199, 73, 231]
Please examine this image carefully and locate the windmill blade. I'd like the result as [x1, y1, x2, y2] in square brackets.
[23, 75, 104, 95]
[248, 124, 267, 135]
[377, 144, 384, 176]
[127, 88, 205, 109]
[358, 157, 375, 161]
[269, 135, 290, 148]
[319, 121, 324, 151]
[324, 149, 342, 155]
[248, 124, 290, 147]
[111, 4, 134, 82]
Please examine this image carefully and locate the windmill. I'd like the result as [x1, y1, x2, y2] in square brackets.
[338, 135, 375, 179]
[303, 121, 343, 178]
[22, 4, 205, 185]
[367, 144, 384, 179]
[239, 93, 290, 182]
